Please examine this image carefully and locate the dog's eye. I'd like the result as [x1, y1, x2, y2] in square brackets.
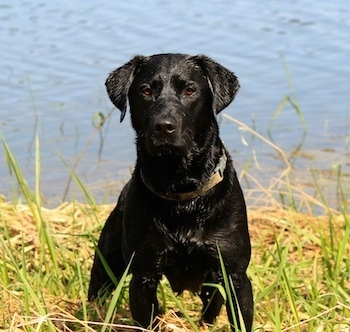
[142, 87, 152, 96]
[185, 88, 195, 96]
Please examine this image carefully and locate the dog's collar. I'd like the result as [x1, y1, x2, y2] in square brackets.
[140, 150, 227, 201]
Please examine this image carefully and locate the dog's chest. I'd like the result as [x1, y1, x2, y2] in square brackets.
[164, 239, 214, 293]
[157, 220, 217, 293]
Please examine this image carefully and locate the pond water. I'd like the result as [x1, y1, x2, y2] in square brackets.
[0, 1, 349, 210]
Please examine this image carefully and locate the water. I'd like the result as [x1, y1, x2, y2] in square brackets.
[0, 1, 349, 208]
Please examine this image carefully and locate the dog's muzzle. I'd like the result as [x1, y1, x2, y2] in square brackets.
[146, 114, 190, 156]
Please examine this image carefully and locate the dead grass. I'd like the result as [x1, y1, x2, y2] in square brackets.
[0, 200, 349, 331]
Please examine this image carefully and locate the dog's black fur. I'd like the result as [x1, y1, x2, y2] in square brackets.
[88, 54, 253, 331]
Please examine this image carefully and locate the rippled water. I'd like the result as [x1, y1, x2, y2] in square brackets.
[0, 1, 349, 207]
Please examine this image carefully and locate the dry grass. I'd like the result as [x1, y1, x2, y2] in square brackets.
[0, 199, 349, 331]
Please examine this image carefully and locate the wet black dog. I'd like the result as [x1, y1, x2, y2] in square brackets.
[88, 54, 253, 331]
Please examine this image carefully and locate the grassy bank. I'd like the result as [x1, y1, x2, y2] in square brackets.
[0, 115, 349, 331]
[0, 201, 349, 331]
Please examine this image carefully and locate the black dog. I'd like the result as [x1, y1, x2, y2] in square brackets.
[88, 54, 253, 331]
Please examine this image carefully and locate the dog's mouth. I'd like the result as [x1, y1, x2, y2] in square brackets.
[146, 140, 189, 157]
[143, 128, 191, 156]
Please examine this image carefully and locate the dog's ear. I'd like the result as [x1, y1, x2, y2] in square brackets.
[190, 55, 240, 114]
[105, 55, 147, 122]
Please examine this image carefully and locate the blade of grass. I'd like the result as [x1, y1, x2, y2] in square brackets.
[35, 134, 41, 207]
[281, 56, 307, 133]
[333, 214, 350, 290]
[101, 253, 134, 332]
[94, 245, 120, 290]
[0, 235, 56, 330]
[1, 132, 36, 217]
[59, 152, 96, 206]
[275, 239, 302, 332]
[0, 133, 59, 272]
[76, 260, 89, 332]
[274, 294, 282, 331]
[216, 243, 245, 332]
[160, 282, 200, 332]
[267, 96, 288, 135]
[62, 107, 115, 201]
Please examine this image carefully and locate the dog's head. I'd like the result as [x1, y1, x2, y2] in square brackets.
[105, 54, 239, 156]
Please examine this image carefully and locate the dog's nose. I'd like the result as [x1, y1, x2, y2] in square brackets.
[154, 119, 176, 136]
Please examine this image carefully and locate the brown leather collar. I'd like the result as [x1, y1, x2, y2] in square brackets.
[140, 150, 227, 201]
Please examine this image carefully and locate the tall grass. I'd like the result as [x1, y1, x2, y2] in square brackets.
[0, 98, 349, 331]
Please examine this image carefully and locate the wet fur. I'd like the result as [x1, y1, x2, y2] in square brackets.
[88, 54, 253, 330]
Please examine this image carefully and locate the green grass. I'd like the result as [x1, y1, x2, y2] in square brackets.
[0, 104, 349, 331]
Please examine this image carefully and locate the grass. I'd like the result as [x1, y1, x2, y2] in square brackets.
[0, 106, 349, 331]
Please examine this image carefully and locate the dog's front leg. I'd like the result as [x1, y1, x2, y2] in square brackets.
[200, 271, 225, 323]
[129, 274, 160, 328]
[226, 272, 253, 332]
